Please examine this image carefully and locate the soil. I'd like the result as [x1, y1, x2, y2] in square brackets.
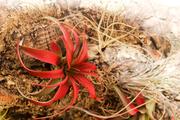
[0, 4, 178, 120]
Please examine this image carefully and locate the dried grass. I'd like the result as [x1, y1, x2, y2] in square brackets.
[0, 3, 177, 120]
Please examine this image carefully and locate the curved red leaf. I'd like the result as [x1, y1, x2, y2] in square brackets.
[135, 93, 145, 106]
[73, 75, 97, 99]
[63, 24, 80, 51]
[69, 77, 79, 105]
[31, 78, 80, 119]
[41, 77, 80, 118]
[31, 84, 69, 106]
[18, 77, 69, 106]
[124, 96, 139, 115]
[50, 41, 62, 56]
[16, 41, 64, 79]
[26, 69, 64, 79]
[74, 33, 88, 64]
[29, 79, 58, 96]
[43, 17, 74, 69]
[21, 46, 60, 66]
[55, 77, 79, 112]
[53, 77, 70, 102]
[59, 25, 74, 69]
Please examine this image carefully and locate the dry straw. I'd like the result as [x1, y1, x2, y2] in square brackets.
[0, 3, 178, 120]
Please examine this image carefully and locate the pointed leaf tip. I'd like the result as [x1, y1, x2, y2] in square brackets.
[16, 40, 64, 79]
[59, 24, 74, 69]
[21, 46, 60, 66]
[74, 33, 88, 64]
[50, 41, 62, 56]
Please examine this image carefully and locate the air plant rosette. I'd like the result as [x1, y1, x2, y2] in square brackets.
[15, 16, 147, 119]
[0, 4, 177, 119]
[16, 16, 101, 116]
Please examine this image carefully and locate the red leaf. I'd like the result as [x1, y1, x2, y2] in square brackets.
[27, 69, 64, 79]
[29, 79, 57, 96]
[43, 17, 74, 69]
[135, 93, 145, 106]
[22, 77, 69, 106]
[74, 33, 88, 64]
[16, 41, 64, 79]
[30, 85, 69, 106]
[63, 24, 80, 52]
[114, 86, 138, 116]
[69, 77, 79, 105]
[73, 62, 96, 72]
[53, 77, 79, 113]
[59, 24, 74, 69]
[125, 96, 139, 116]
[50, 41, 62, 56]
[21, 46, 60, 66]
[53, 77, 70, 102]
[20, 63, 64, 79]
[73, 75, 97, 99]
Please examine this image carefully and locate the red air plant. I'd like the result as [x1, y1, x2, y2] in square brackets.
[16, 17, 99, 110]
